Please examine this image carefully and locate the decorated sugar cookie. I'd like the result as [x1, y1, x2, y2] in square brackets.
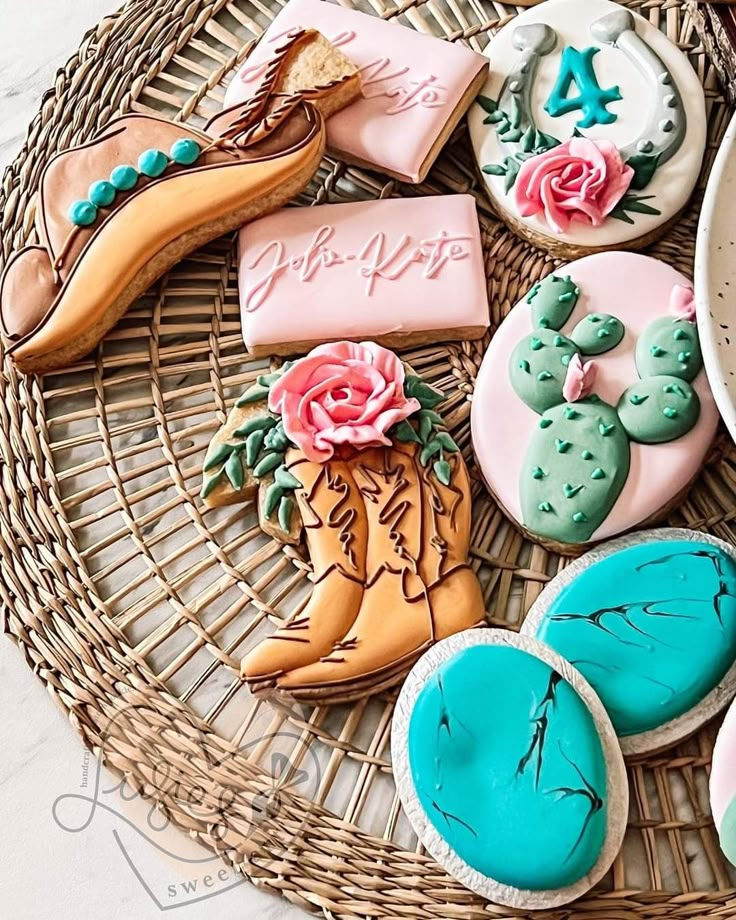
[522, 529, 736, 755]
[201, 341, 485, 703]
[711, 698, 736, 865]
[0, 30, 361, 373]
[468, 0, 706, 257]
[471, 253, 719, 552]
[392, 629, 627, 909]
[238, 195, 489, 356]
[225, 0, 488, 184]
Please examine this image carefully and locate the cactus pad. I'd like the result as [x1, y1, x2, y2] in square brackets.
[509, 328, 579, 413]
[526, 273, 580, 330]
[617, 375, 700, 444]
[570, 313, 625, 356]
[636, 316, 703, 382]
[520, 399, 630, 543]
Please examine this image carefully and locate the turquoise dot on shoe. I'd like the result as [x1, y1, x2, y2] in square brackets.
[110, 165, 138, 191]
[88, 179, 116, 208]
[68, 199, 98, 227]
[138, 148, 168, 177]
[170, 138, 201, 165]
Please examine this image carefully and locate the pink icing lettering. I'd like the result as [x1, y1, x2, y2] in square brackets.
[243, 227, 472, 308]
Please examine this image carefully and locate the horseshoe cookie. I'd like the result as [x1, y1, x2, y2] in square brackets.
[467, 0, 706, 257]
[0, 30, 361, 373]
[200, 341, 486, 704]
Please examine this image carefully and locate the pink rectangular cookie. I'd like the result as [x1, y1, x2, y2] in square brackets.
[238, 195, 489, 356]
[223, 0, 488, 183]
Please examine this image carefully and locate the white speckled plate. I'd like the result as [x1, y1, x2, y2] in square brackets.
[695, 112, 736, 444]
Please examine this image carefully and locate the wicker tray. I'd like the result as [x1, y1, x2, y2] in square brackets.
[2, 0, 736, 916]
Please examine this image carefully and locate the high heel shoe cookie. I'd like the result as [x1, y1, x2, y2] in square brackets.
[201, 341, 486, 703]
[1, 30, 361, 373]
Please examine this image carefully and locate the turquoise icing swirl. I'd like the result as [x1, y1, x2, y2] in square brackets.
[534, 539, 736, 737]
[407, 644, 607, 890]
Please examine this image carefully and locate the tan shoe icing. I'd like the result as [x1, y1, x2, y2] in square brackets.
[1, 30, 361, 373]
[241, 450, 368, 689]
[276, 442, 485, 702]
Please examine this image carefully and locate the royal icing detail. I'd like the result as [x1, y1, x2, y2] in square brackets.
[201, 341, 485, 702]
[224, 0, 488, 183]
[238, 196, 489, 354]
[526, 536, 736, 740]
[406, 643, 608, 890]
[472, 253, 719, 546]
[468, 0, 706, 249]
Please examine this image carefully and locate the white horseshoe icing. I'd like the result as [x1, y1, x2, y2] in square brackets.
[495, 24, 557, 153]
[590, 9, 685, 164]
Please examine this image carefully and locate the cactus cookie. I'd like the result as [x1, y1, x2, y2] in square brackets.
[472, 252, 719, 551]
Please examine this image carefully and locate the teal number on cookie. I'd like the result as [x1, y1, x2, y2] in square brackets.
[544, 46, 622, 129]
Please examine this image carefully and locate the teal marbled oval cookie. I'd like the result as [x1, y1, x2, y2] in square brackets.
[534, 539, 736, 737]
[407, 644, 608, 890]
[509, 328, 579, 414]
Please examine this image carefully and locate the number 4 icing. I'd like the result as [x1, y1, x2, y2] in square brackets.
[545, 46, 622, 128]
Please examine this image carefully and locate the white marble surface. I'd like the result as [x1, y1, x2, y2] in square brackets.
[0, 4, 307, 918]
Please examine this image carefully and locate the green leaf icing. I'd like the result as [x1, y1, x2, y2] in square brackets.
[520, 400, 630, 544]
[434, 459, 452, 487]
[404, 375, 446, 409]
[393, 420, 422, 444]
[225, 451, 244, 490]
[203, 442, 236, 472]
[617, 375, 700, 444]
[636, 317, 703, 382]
[253, 452, 284, 478]
[626, 153, 661, 191]
[234, 415, 277, 437]
[509, 328, 579, 413]
[570, 313, 625, 356]
[235, 384, 271, 406]
[274, 465, 302, 490]
[278, 495, 294, 532]
[264, 483, 284, 518]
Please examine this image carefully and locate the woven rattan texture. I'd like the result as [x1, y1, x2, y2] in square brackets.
[2, 0, 736, 916]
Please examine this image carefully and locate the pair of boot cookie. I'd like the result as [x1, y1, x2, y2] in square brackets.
[242, 440, 485, 704]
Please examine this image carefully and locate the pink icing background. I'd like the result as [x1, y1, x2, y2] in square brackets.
[223, 0, 486, 182]
[711, 698, 736, 830]
[238, 195, 489, 350]
[471, 252, 719, 542]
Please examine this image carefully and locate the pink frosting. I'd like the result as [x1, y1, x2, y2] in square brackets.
[223, 0, 487, 183]
[268, 341, 420, 462]
[513, 138, 634, 234]
[669, 283, 696, 322]
[562, 354, 597, 402]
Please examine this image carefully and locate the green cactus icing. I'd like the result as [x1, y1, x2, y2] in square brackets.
[617, 375, 700, 444]
[526, 274, 580, 330]
[570, 313, 625, 356]
[636, 317, 703, 382]
[509, 328, 579, 413]
[521, 400, 630, 544]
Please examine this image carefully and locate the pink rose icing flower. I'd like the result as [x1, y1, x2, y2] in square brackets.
[514, 137, 634, 234]
[268, 341, 421, 462]
[669, 283, 696, 322]
[563, 354, 597, 403]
